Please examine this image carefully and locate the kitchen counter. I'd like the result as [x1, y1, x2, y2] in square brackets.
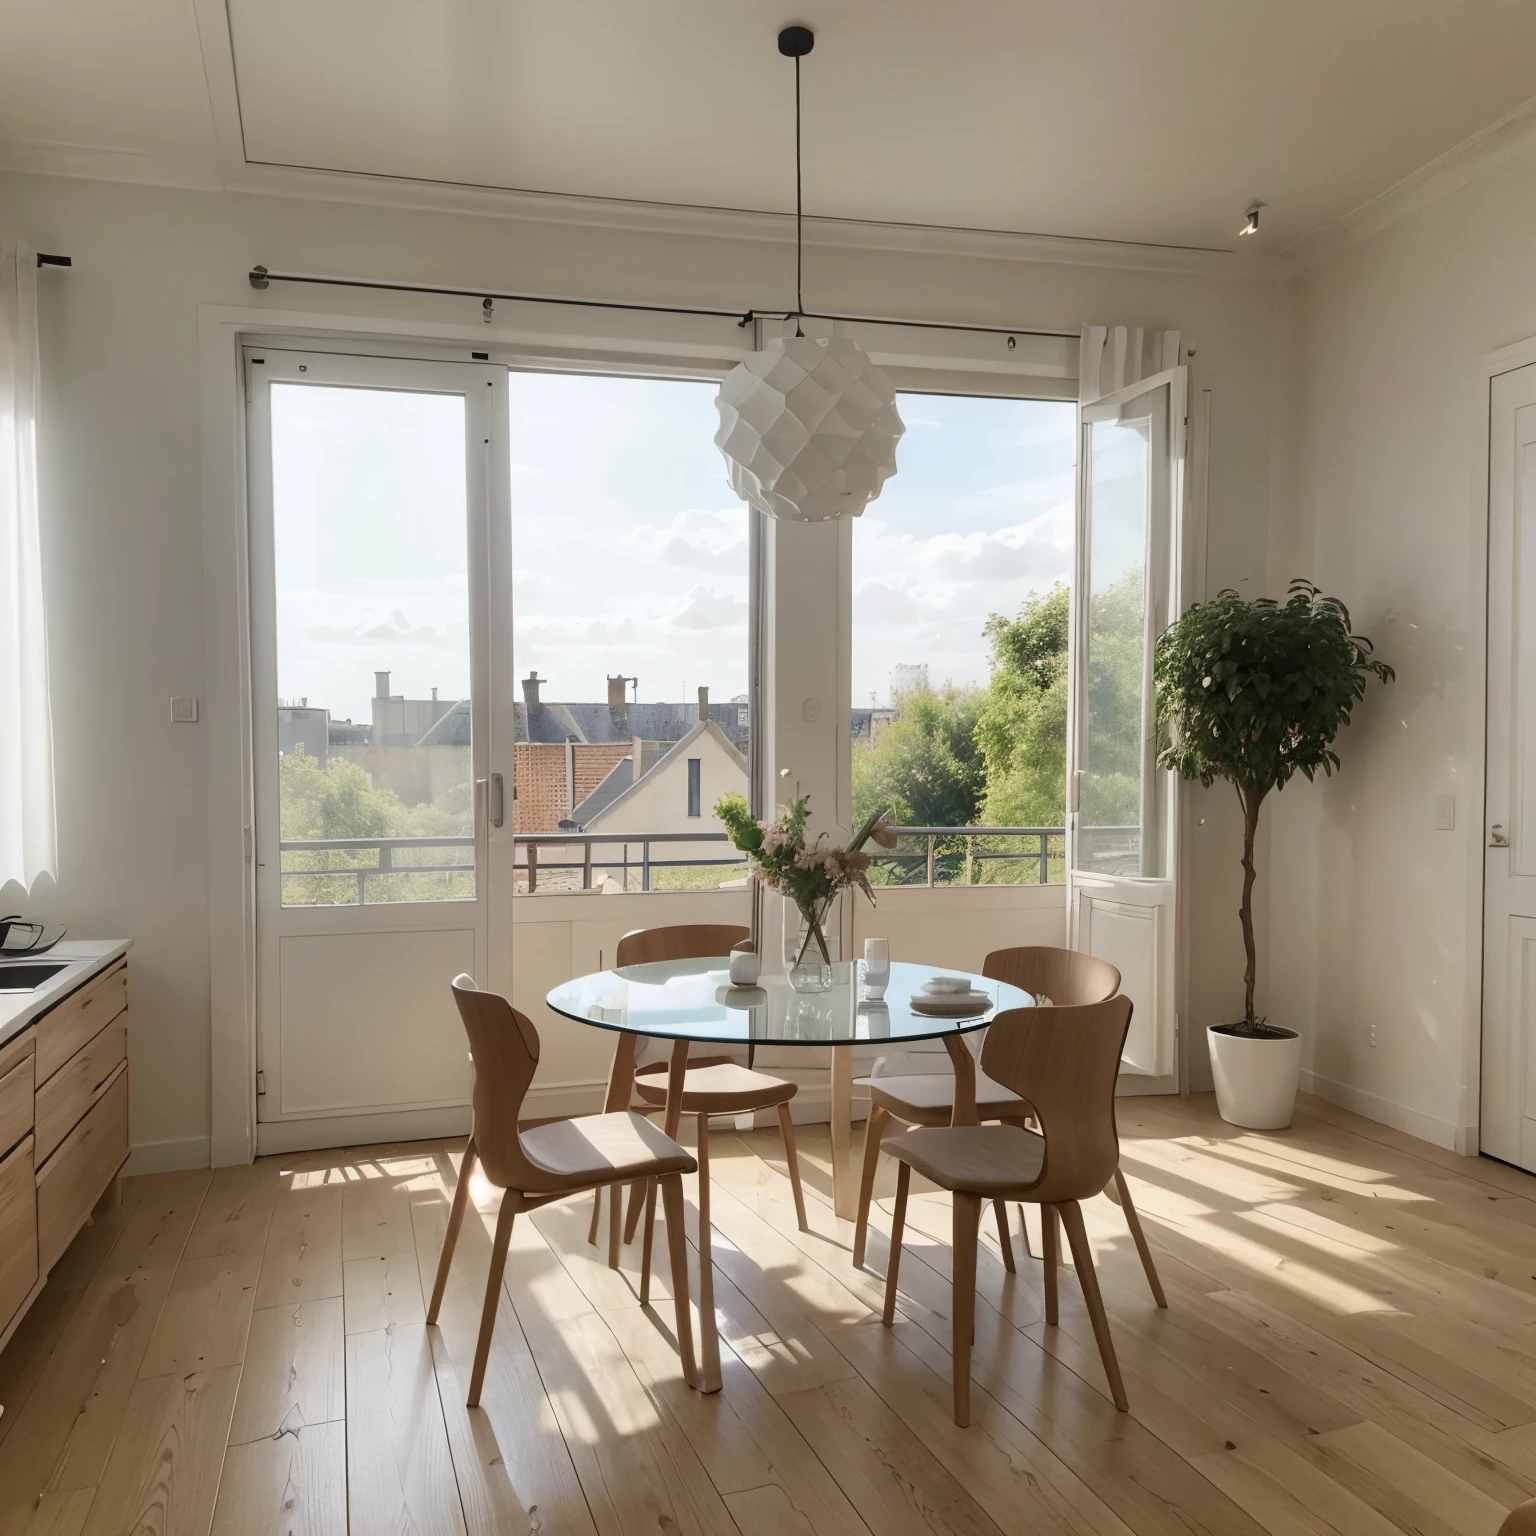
[0, 941, 133, 1051]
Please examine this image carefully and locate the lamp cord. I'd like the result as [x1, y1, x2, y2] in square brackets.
[794, 53, 804, 335]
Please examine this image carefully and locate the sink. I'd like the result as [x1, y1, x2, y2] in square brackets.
[0, 962, 69, 992]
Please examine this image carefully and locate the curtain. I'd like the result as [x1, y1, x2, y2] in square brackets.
[0, 242, 57, 892]
[1079, 326, 1182, 404]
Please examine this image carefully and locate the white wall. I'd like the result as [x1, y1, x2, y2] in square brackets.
[0, 169, 1284, 1162]
[1267, 148, 1536, 1151]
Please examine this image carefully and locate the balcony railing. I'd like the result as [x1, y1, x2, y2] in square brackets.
[279, 824, 1089, 905]
[515, 831, 745, 893]
[868, 827, 1066, 887]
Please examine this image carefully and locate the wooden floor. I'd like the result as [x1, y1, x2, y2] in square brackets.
[1, 1092, 1534, 1535]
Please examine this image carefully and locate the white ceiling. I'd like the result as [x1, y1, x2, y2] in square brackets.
[5, 0, 1536, 256]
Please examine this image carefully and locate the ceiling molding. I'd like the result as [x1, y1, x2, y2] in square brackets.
[1286, 91, 1536, 270]
[222, 159, 1277, 278]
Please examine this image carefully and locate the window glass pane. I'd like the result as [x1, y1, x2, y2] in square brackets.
[852, 393, 1075, 886]
[1079, 415, 1153, 877]
[270, 383, 475, 906]
[508, 373, 751, 893]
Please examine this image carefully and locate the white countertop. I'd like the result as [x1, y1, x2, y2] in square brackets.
[0, 940, 133, 1051]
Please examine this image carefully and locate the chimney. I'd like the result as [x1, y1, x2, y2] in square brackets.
[632, 734, 645, 784]
[522, 671, 543, 710]
[374, 670, 391, 700]
[697, 685, 709, 721]
[431, 686, 438, 701]
[607, 674, 627, 708]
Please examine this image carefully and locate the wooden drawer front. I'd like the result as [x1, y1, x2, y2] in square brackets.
[34, 1019, 126, 1164]
[0, 1136, 38, 1337]
[36, 961, 127, 1086]
[37, 1064, 127, 1271]
[0, 1046, 36, 1159]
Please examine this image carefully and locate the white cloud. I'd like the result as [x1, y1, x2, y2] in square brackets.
[671, 586, 748, 630]
[624, 508, 749, 572]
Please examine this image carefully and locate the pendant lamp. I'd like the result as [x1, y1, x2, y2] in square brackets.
[715, 27, 904, 523]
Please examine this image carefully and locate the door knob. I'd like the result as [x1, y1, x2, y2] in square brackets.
[1491, 823, 1510, 847]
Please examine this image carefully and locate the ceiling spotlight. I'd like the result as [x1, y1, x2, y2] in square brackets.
[1240, 205, 1262, 237]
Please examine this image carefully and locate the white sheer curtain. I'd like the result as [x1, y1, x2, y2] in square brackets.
[1079, 326, 1182, 403]
[0, 242, 57, 892]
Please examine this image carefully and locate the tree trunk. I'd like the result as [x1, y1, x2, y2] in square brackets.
[1237, 785, 1266, 1031]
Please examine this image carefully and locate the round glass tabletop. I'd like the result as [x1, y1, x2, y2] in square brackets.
[545, 958, 1033, 1046]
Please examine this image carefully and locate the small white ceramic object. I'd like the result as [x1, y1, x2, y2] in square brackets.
[729, 943, 761, 987]
[922, 975, 970, 995]
[861, 938, 890, 999]
[910, 990, 991, 1017]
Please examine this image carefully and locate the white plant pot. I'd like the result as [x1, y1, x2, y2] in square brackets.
[1206, 1024, 1302, 1130]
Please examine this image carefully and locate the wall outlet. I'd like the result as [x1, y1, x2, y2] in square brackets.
[1434, 794, 1455, 831]
[802, 697, 821, 723]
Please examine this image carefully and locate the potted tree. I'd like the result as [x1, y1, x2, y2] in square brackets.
[1154, 580, 1393, 1129]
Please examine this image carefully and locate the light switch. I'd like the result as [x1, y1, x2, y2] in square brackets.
[170, 696, 199, 723]
[802, 697, 821, 723]
[1433, 794, 1455, 831]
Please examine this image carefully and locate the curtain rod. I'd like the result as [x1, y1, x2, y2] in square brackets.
[246, 265, 1077, 343]
[37, 254, 71, 268]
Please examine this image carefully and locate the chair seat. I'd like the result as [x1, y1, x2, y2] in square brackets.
[885, 1123, 1045, 1197]
[520, 1111, 697, 1192]
[858, 1070, 1029, 1124]
[634, 1062, 797, 1114]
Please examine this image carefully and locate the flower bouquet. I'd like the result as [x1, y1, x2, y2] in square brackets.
[715, 793, 896, 991]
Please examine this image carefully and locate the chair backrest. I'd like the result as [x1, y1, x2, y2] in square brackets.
[450, 974, 543, 1191]
[982, 945, 1120, 1006]
[615, 924, 751, 967]
[980, 997, 1134, 1203]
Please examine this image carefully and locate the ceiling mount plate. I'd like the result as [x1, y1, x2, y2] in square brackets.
[777, 25, 814, 58]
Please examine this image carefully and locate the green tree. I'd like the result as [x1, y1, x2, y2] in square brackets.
[976, 583, 1069, 828]
[852, 681, 987, 829]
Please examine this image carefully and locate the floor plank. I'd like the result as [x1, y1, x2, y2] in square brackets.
[1, 1099, 1532, 1536]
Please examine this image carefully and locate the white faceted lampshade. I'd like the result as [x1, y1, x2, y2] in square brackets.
[715, 335, 904, 522]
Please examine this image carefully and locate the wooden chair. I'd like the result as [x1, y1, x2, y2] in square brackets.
[853, 945, 1165, 1311]
[1501, 1500, 1536, 1535]
[588, 924, 809, 1296]
[427, 976, 699, 1403]
[881, 995, 1136, 1424]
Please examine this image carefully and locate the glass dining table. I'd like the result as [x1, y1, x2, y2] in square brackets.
[546, 957, 1033, 1391]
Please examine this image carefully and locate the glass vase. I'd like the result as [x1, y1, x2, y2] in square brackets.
[783, 894, 840, 992]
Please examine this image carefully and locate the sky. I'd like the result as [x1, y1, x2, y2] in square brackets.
[268, 374, 1078, 721]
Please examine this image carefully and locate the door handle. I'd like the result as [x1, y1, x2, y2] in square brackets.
[1491, 823, 1510, 848]
[489, 772, 505, 829]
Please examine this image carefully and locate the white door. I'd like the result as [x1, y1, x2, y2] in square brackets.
[1482, 361, 1536, 1173]
[247, 349, 514, 1152]
[1067, 368, 1187, 1082]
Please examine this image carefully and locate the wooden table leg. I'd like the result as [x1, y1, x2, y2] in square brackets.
[694, 1111, 722, 1393]
[641, 1040, 694, 1316]
[831, 1042, 854, 1221]
[591, 1031, 639, 1258]
[944, 1034, 979, 1126]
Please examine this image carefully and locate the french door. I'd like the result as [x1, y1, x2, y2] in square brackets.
[1067, 368, 1187, 1083]
[1483, 361, 1536, 1173]
[247, 349, 514, 1151]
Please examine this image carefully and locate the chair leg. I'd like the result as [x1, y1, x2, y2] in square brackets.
[659, 1173, 697, 1390]
[952, 1192, 981, 1428]
[1058, 1200, 1128, 1411]
[853, 1103, 890, 1268]
[638, 1177, 659, 1304]
[468, 1191, 519, 1407]
[776, 1102, 809, 1231]
[882, 1160, 911, 1326]
[623, 1177, 648, 1244]
[992, 1198, 1016, 1274]
[1041, 1202, 1060, 1326]
[695, 1112, 721, 1393]
[607, 1170, 623, 1269]
[1114, 1166, 1168, 1308]
[427, 1138, 477, 1326]
[1016, 1205, 1036, 1260]
[587, 1187, 602, 1247]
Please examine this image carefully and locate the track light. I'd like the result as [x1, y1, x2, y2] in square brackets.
[1240, 205, 1262, 237]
